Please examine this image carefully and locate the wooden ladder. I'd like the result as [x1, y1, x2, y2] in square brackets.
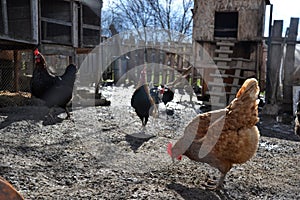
[207, 39, 248, 107]
[208, 40, 235, 107]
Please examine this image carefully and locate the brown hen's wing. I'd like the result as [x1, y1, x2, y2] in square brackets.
[171, 108, 227, 160]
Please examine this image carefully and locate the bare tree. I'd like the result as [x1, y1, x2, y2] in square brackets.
[147, 0, 194, 39]
[101, 5, 130, 36]
[101, 0, 193, 38]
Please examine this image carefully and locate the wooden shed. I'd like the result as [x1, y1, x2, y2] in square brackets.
[193, 0, 268, 106]
[0, 0, 102, 91]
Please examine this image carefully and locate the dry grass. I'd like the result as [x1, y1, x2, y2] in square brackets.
[0, 91, 43, 107]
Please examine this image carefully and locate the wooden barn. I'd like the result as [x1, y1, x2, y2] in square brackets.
[192, 0, 269, 106]
[0, 0, 102, 91]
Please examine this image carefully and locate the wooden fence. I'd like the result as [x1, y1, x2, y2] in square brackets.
[77, 31, 203, 90]
[265, 17, 299, 113]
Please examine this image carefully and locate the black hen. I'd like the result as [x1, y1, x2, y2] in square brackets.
[30, 49, 77, 119]
[131, 84, 155, 127]
[131, 68, 156, 129]
[160, 85, 174, 105]
[30, 49, 57, 99]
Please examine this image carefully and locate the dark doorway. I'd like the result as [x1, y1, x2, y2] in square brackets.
[214, 12, 238, 38]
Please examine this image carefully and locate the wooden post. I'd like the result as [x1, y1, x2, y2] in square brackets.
[1, 0, 8, 35]
[78, 3, 83, 47]
[13, 51, 20, 92]
[282, 17, 299, 113]
[71, 1, 79, 48]
[31, 0, 39, 43]
[265, 20, 283, 104]
[169, 54, 175, 83]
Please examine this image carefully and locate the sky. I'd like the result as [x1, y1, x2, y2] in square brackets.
[265, 0, 300, 38]
[102, 0, 300, 39]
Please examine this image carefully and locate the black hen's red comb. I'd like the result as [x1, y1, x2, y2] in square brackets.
[34, 48, 40, 56]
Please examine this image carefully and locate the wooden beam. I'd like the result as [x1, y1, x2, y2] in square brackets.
[38, 0, 41, 45]
[71, 1, 79, 48]
[265, 20, 283, 104]
[39, 44, 75, 56]
[79, 3, 83, 47]
[1, 0, 8, 35]
[82, 24, 100, 30]
[31, 0, 39, 43]
[41, 17, 72, 26]
[13, 50, 20, 92]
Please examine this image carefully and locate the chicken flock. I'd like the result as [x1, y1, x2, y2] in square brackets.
[2, 48, 289, 198]
[131, 67, 174, 131]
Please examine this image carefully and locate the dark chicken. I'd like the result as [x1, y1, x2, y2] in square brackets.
[168, 78, 260, 190]
[150, 86, 160, 105]
[30, 49, 56, 99]
[30, 49, 77, 119]
[160, 85, 174, 106]
[131, 68, 157, 129]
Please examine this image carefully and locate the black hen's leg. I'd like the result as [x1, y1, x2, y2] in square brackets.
[138, 117, 146, 132]
[48, 107, 55, 120]
[44, 107, 57, 124]
[144, 116, 149, 126]
[65, 107, 71, 119]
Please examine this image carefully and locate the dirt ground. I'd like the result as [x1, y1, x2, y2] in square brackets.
[0, 87, 299, 200]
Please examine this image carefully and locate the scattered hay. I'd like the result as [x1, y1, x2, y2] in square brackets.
[0, 91, 44, 108]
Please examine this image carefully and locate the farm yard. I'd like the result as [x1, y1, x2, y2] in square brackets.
[0, 87, 299, 200]
[0, 0, 300, 199]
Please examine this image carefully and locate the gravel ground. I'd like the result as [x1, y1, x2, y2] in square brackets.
[0, 87, 299, 200]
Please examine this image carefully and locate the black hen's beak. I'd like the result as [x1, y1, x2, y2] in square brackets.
[35, 55, 41, 63]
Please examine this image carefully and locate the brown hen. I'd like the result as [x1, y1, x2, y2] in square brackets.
[0, 176, 24, 200]
[168, 78, 260, 190]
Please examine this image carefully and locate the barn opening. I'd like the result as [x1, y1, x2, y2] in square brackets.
[214, 12, 238, 38]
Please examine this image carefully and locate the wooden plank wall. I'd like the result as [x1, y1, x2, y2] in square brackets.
[193, 0, 266, 42]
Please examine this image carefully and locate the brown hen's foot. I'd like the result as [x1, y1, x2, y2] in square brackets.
[205, 175, 217, 184]
[203, 181, 223, 190]
[202, 180, 222, 190]
[202, 173, 226, 190]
